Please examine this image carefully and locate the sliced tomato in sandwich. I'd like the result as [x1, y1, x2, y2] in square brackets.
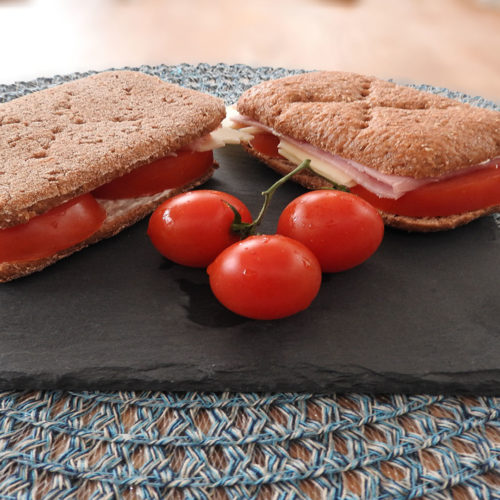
[350, 159, 500, 217]
[0, 194, 106, 263]
[92, 150, 214, 200]
[249, 133, 282, 159]
[0, 150, 215, 263]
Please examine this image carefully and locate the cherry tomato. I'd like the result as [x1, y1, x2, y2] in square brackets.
[277, 190, 384, 272]
[350, 158, 500, 217]
[147, 190, 252, 268]
[249, 133, 283, 158]
[0, 194, 106, 263]
[207, 234, 322, 320]
[93, 150, 214, 199]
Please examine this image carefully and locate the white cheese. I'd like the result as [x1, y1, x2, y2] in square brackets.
[188, 125, 256, 152]
[211, 125, 256, 145]
[278, 140, 356, 187]
[220, 106, 259, 142]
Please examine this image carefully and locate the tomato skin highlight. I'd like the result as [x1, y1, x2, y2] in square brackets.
[0, 194, 106, 263]
[207, 234, 322, 320]
[92, 150, 214, 200]
[249, 133, 283, 158]
[147, 190, 252, 268]
[350, 160, 500, 217]
[277, 190, 384, 272]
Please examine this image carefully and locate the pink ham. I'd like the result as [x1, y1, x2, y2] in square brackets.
[232, 113, 494, 199]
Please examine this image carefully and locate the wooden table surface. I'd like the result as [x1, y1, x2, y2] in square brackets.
[0, 0, 499, 101]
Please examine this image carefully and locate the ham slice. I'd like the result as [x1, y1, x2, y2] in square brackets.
[231, 112, 495, 200]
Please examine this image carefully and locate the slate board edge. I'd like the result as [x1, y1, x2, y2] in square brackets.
[0, 368, 499, 395]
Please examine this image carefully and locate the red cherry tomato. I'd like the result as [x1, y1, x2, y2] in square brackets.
[0, 194, 106, 263]
[207, 234, 322, 320]
[350, 158, 500, 217]
[93, 150, 214, 200]
[249, 133, 283, 158]
[277, 190, 384, 272]
[147, 190, 252, 268]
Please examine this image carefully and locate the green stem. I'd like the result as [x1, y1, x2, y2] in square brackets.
[231, 159, 311, 238]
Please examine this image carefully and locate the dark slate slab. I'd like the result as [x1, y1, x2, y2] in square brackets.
[0, 144, 499, 394]
[0, 64, 499, 394]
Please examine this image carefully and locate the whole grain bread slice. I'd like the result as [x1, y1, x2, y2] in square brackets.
[237, 71, 500, 178]
[0, 70, 225, 229]
[241, 143, 500, 232]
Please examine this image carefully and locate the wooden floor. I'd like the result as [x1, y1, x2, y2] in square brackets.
[0, 0, 499, 101]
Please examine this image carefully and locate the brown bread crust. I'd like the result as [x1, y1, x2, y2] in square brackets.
[380, 208, 499, 232]
[0, 168, 215, 282]
[237, 71, 500, 179]
[0, 70, 225, 229]
[241, 143, 499, 232]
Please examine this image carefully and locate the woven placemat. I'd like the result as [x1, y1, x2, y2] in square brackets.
[0, 65, 499, 498]
[0, 392, 498, 498]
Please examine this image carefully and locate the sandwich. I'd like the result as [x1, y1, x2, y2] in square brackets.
[229, 71, 500, 232]
[0, 70, 226, 282]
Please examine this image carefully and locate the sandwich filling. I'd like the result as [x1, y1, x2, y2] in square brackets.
[227, 109, 500, 218]
[0, 127, 236, 264]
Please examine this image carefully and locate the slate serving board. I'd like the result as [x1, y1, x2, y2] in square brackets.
[0, 65, 499, 394]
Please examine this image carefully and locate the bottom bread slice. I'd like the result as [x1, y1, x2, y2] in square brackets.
[242, 143, 499, 232]
[0, 168, 215, 283]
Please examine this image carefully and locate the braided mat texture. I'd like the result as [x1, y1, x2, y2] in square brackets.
[0, 392, 498, 499]
[1, 65, 499, 498]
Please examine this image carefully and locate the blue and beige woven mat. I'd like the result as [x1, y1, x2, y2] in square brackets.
[0, 391, 498, 498]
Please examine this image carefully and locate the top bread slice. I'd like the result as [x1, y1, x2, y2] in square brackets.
[0, 70, 225, 229]
[237, 71, 500, 179]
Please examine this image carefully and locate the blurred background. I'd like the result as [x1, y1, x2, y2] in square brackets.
[0, 0, 499, 101]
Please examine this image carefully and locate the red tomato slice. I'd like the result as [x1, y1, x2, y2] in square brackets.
[249, 133, 283, 158]
[351, 160, 500, 217]
[92, 150, 214, 200]
[0, 194, 106, 263]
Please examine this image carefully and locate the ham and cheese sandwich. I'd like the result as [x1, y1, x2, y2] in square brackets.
[230, 71, 500, 231]
[0, 70, 226, 282]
